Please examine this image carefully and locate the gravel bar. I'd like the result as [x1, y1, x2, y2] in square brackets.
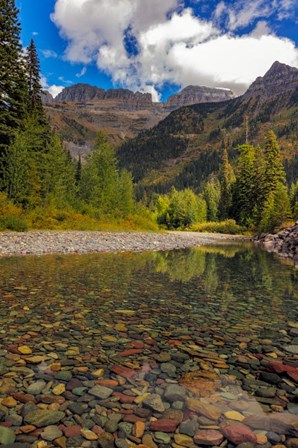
[0, 231, 249, 256]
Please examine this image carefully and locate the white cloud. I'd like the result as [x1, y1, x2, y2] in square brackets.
[32, 31, 39, 36]
[48, 85, 64, 98]
[76, 66, 87, 78]
[40, 75, 64, 98]
[52, 0, 298, 97]
[214, 0, 298, 31]
[42, 49, 58, 58]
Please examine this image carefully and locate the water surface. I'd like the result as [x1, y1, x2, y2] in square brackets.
[0, 244, 297, 446]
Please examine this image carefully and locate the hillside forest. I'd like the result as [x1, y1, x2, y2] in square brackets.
[0, 0, 297, 234]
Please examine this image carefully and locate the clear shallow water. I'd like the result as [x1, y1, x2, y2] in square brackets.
[0, 244, 298, 446]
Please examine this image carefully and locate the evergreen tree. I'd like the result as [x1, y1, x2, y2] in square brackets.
[203, 176, 221, 222]
[80, 132, 120, 214]
[117, 169, 134, 217]
[231, 145, 256, 226]
[26, 39, 44, 117]
[0, 0, 28, 157]
[259, 182, 292, 233]
[218, 148, 235, 220]
[75, 155, 82, 185]
[290, 181, 298, 219]
[263, 130, 286, 196]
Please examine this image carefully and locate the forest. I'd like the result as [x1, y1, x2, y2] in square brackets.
[1, 0, 297, 234]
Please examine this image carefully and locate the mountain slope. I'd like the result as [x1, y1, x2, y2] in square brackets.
[117, 62, 298, 196]
[44, 84, 235, 156]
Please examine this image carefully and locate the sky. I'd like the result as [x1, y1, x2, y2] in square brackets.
[16, 0, 298, 101]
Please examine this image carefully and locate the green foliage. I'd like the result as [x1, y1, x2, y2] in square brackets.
[26, 39, 44, 117]
[155, 188, 207, 229]
[259, 182, 292, 233]
[203, 176, 221, 222]
[231, 144, 257, 226]
[79, 132, 135, 218]
[191, 219, 246, 235]
[290, 181, 298, 219]
[0, 0, 28, 156]
[218, 148, 235, 220]
[0, 215, 28, 231]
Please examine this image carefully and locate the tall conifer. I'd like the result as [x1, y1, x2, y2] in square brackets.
[26, 39, 44, 117]
[0, 0, 27, 153]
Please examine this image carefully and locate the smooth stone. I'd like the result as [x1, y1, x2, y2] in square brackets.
[179, 418, 199, 437]
[194, 429, 224, 445]
[24, 410, 65, 427]
[164, 384, 186, 402]
[186, 398, 221, 420]
[143, 394, 165, 412]
[221, 423, 257, 444]
[174, 433, 194, 447]
[118, 422, 133, 437]
[89, 385, 113, 399]
[285, 345, 298, 354]
[105, 414, 123, 433]
[154, 432, 171, 444]
[27, 381, 46, 395]
[0, 426, 16, 444]
[68, 402, 86, 415]
[41, 425, 63, 441]
[160, 362, 176, 377]
[142, 434, 158, 448]
[115, 440, 130, 448]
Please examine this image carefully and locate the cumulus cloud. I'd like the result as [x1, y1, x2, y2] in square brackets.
[48, 85, 64, 98]
[40, 75, 64, 98]
[51, 0, 298, 98]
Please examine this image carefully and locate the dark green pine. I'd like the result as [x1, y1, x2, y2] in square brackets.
[0, 0, 28, 152]
[26, 38, 44, 118]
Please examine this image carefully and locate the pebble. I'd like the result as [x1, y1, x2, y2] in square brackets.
[0, 231, 246, 256]
[0, 235, 297, 448]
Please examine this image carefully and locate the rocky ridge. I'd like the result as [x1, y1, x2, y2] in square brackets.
[167, 85, 235, 107]
[244, 61, 298, 99]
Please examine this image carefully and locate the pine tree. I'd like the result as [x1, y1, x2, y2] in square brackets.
[75, 155, 82, 185]
[218, 148, 235, 220]
[0, 0, 28, 154]
[203, 176, 221, 222]
[231, 145, 256, 226]
[26, 39, 44, 117]
[260, 182, 292, 232]
[263, 131, 286, 196]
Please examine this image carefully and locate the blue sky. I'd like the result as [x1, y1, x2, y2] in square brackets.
[17, 0, 298, 101]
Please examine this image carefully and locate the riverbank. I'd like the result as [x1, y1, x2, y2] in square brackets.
[256, 221, 298, 267]
[0, 231, 248, 256]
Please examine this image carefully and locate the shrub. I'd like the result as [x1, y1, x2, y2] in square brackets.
[0, 215, 28, 232]
[190, 219, 246, 235]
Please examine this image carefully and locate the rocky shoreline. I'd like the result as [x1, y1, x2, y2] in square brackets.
[256, 221, 298, 267]
[0, 231, 248, 257]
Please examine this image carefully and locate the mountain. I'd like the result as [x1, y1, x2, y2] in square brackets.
[43, 84, 235, 156]
[244, 61, 298, 99]
[167, 85, 235, 108]
[117, 61, 298, 197]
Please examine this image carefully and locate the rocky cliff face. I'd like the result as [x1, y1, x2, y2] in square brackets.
[55, 84, 105, 103]
[167, 85, 235, 108]
[54, 84, 153, 110]
[42, 91, 54, 104]
[244, 61, 298, 99]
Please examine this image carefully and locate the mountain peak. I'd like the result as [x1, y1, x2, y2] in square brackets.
[244, 61, 298, 99]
